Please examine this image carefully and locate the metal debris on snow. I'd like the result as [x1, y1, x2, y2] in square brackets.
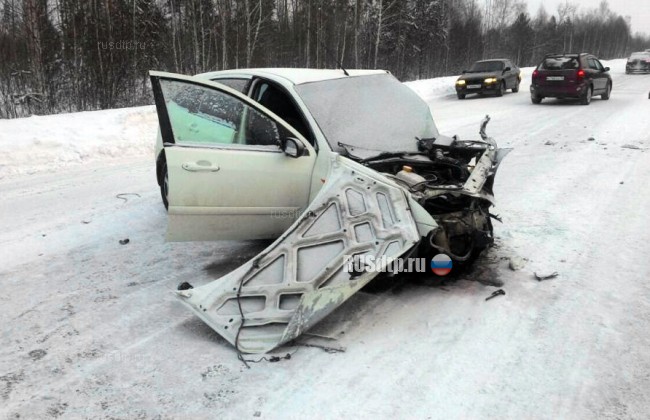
[485, 289, 506, 301]
[534, 271, 559, 281]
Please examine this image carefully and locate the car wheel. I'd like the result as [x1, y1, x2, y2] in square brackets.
[601, 82, 612, 100]
[512, 81, 520, 93]
[531, 94, 542, 104]
[160, 161, 169, 210]
[457, 93, 466, 99]
[496, 81, 505, 97]
[581, 86, 592, 105]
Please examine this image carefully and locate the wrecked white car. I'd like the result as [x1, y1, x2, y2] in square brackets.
[150, 69, 509, 354]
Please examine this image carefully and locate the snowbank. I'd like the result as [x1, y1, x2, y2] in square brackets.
[0, 106, 158, 179]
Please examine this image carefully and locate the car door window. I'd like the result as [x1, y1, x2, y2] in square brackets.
[160, 79, 287, 147]
[211, 77, 250, 93]
[588, 58, 599, 70]
[252, 81, 314, 144]
[594, 60, 605, 71]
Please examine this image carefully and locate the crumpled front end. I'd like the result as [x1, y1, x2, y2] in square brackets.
[362, 116, 510, 262]
[176, 156, 430, 353]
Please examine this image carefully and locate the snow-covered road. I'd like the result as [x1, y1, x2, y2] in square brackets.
[2, 59, 650, 419]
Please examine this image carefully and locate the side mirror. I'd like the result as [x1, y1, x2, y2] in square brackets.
[461, 69, 467, 74]
[282, 137, 305, 158]
[504, 66, 511, 72]
[603, 67, 610, 72]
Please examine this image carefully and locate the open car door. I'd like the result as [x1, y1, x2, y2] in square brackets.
[150, 71, 317, 241]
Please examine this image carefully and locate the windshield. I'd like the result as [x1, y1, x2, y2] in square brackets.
[629, 53, 650, 60]
[295, 73, 438, 156]
[468, 61, 504, 72]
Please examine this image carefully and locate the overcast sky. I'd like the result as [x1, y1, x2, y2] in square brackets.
[525, 0, 650, 35]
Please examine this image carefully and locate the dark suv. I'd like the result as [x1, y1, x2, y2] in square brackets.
[530, 53, 612, 105]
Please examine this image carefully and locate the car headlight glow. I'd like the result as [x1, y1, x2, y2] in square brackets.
[484, 77, 497, 84]
[456, 79, 466, 85]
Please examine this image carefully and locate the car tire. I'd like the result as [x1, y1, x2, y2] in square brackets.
[457, 93, 466, 100]
[496, 81, 505, 97]
[160, 160, 169, 210]
[531, 94, 542, 104]
[581, 86, 592, 105]
[512, 81, 520, 93]
[601, 82, 611, 100]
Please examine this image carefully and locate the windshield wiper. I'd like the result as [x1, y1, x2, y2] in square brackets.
[359, 151, 412, 163]
[338, 142, 422, 163]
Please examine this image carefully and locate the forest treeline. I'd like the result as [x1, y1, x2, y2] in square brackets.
[1, 0, 648, 118]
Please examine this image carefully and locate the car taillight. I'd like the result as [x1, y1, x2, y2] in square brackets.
[577, 69, 585, 80]
[532, 70, 539, 79]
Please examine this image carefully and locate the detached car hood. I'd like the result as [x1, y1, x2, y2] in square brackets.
[176, 156, 430, 353]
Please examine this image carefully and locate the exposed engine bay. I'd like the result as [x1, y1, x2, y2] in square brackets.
[354, 115, 509, 264]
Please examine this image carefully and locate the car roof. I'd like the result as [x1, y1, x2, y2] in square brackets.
[476, 59, 509, 62]
[196, 68, 389, 85]
[544, 53, 595, 58]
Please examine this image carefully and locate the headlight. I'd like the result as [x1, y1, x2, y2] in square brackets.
[484, 77, 497, 84]
[456, 79, 466, 85]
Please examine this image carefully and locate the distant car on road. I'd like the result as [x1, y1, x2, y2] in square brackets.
[530, 53, 611, 105]
[455, 59, 521, 99]
[625, 52, 650, 74]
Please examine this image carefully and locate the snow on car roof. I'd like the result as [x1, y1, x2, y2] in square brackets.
[197, 68, 388, 85]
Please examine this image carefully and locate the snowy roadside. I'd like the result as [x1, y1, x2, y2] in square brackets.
[0, 105, 157, 180]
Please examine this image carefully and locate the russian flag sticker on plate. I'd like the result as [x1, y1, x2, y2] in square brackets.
[431, 254, 452, 276]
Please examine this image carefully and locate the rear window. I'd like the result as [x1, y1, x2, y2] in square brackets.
[540, 57, 579, 70]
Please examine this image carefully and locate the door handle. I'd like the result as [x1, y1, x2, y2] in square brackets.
[182, 161, 220, 172]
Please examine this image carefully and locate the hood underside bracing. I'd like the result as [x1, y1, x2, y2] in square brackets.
[176, 157, 424, 353]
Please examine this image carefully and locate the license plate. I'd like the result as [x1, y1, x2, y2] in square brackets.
[467, 84, 481, 89]
[546, 76, 564, 81]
